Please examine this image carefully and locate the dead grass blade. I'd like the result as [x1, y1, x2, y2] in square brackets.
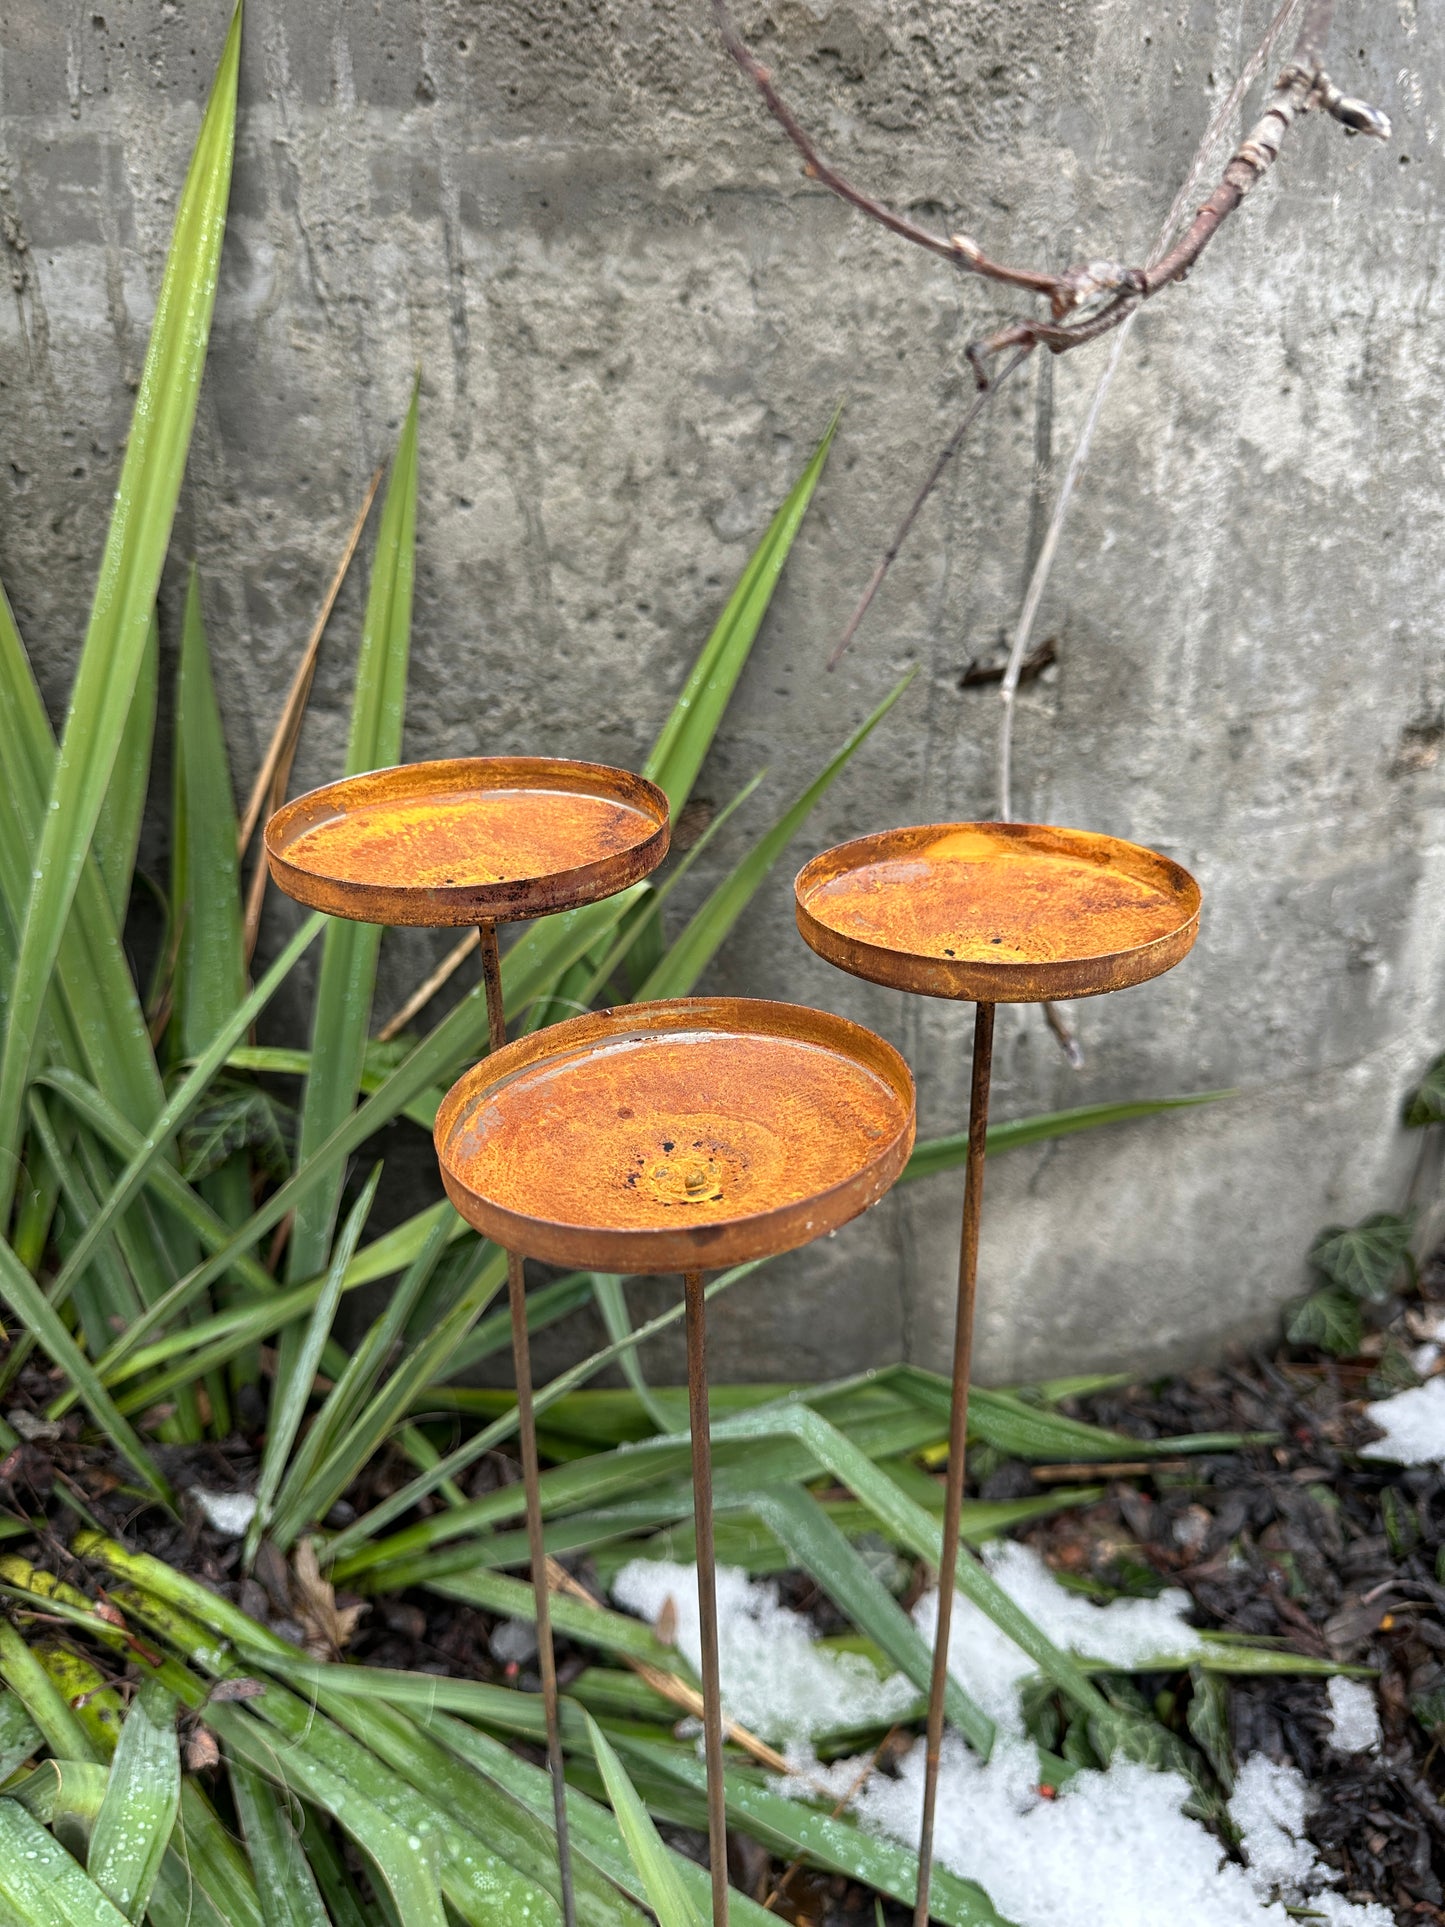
[239, 468, 382, 960]
[376, 930, 480, 1043]
[545, 1558, 789, 1775]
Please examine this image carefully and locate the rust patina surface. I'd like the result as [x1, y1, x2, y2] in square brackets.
[795, 821, 1201, 1004]
[265, 756, 669, 926]
[435, 996, 916, 1274]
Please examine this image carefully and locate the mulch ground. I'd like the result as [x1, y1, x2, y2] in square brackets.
[998, 1235, 1445, 1927]
[3, 1242, 1444, 1925]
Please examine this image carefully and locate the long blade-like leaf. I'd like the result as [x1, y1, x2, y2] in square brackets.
[88, 1678, 180, 1921]
[0, 1801, 134, 1927]
[38, 913, 324, 1322]
[0, 8, 241, 1210]
[171, 567, 245, 1058]
[95, 610, 159, 926]
[249, 1167, 382, 1557]
[287, 380, 420, 1304]
[228, 1757, 331, 1927]
[616, 1737, 1008, 1927]
[905, 1090, 1232, 1182]
[637, 671, 913, 999]
[0, 1235, 171, 1508]
[752, 1482, 992, 1753]
[585, 1712, 705, 1927]
[645, 414, 838, 814]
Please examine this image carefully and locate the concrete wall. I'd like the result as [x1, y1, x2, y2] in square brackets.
[1, 1, 1441, 1384]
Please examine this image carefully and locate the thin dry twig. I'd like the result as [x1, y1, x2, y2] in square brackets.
[237, 468, 382, 855]
[719, 0, 1388, 675]
[710, 2, 1057, 299]
[999, 0, 1315, 1062]
[761, 1725, 902, 1913]
[825, 350, 1028, 672]
[544, 1558, 791, 1775]
[239, 468, 382, 962]
[997, 0, 1314, 823]
[376, 929, 480, 1044]
[714, 0, 1385, 387]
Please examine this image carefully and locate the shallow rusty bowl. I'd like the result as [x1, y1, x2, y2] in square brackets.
[795, 821, 1201, 1004]
[265, 756, 670, 926]
[434, 997, 916, 1274]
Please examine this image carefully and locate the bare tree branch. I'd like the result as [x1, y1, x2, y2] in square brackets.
[997, 0, 1315, 823]
[713, 0, 1389, 388]
[997, 0, 1316, 1063]
[825, 350, 1028, 672]
[710, 0, 1059, 300]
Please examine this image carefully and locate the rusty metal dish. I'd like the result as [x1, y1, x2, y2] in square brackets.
[265, 756, 670, 926]
[434, 997, 916, 1274]
[795, 821, 1201, 1004]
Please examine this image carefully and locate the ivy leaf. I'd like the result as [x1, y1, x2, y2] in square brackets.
[1404, 1054, 1445, 1129]
[180, 1082, 293, 1183]
[1287, 1286, 1363, 1357]
[1366, 1339, 1421, 1399]
[1091, 1702, 1223, 1821]
[1410, 1676, 1445, 1736]
[1186, 1667, 1234, 1792]
[1309, 1212, 1414, 1300]
[1019, 1675, 1062, 1755]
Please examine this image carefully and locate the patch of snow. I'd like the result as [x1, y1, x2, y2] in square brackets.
[614, 1551, 1394, 1927]
[1306, 1897, 1396, 1927]
[913, 1539, 1206, 1736]
[836, 1733, 1345, 1927]
[489, 1617, 538, 1667]
[1228, 1754, 1318, 1898]
[611, 1558, 917, 1751]
[1325, 1677, 1381, 1755]
[1361, 1375, 1445, 1467]
[189, 1487, 257, 1537]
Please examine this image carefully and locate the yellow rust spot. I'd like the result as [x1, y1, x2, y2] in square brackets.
[285, 787, 654, 892]
[451, 1029, 902, 1236]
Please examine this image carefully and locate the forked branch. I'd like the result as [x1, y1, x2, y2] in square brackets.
[713, 0, 1388, 387]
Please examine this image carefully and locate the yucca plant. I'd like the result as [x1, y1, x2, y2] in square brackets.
[0, 11, 1278, 1922]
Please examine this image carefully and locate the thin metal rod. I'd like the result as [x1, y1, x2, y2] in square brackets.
[477, 921, 577, 1927]
[913, 1000, 995, 1927]
[685, 1266, 730, 1927]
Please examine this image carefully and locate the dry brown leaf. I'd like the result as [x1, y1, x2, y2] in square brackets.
[655, 1594, 678, 1648]
[292, 1538, 367, 1660]
[207, 1677, 267, 1702]
[184, 1724, 221, 1772]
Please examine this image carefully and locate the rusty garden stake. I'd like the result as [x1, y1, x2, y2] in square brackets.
[266, 754, 673, 1927]
[795, 820, 1201, 1924]
[434, 995, 917, 1926]
[685, 1264, 729, 1924]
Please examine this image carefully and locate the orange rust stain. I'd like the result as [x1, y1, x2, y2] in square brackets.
[808, 830, 1184, 967]
[283, 787, 655, 892]
[447, 1029, 906, 1236]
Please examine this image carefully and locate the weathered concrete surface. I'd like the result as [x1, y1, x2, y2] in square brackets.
[1, 2, 1441, 1383]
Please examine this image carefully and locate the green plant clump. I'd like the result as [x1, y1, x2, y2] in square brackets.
[0, 12, 1268, 1920]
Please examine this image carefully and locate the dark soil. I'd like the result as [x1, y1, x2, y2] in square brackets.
[1004, 1235, 1445, 1927]
[4, 1246, 1444, 1925]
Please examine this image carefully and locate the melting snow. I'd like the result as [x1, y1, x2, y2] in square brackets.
[915, 1539, 1204, 1734]
[611, 1557, 917, 1751]
[1325, 1677, 1381, 1755]
[189, 1487, 257, 1536]
[614, 1541, 1392, 1927]
[1361, 1375, 1445, 1468]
